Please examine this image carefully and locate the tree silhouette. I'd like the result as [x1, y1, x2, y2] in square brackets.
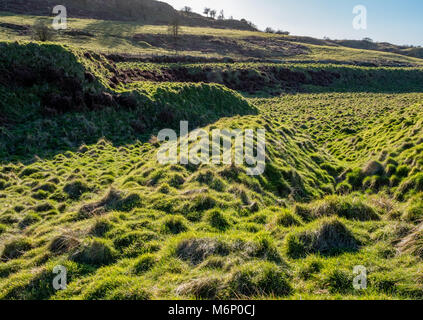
[181, 6, 192, 13]
[210, 9, 217, 19]
[32, 20, 55, 42]
[168, 18, 181, 54]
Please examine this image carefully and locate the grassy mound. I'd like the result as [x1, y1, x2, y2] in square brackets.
[284, 218, 359, 258]
[294, 195, 380, 222]
[226, 261, 292, 298]
[0, 41, 255, 162]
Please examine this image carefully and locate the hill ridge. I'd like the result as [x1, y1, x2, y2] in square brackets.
[0, 0, 256, 30]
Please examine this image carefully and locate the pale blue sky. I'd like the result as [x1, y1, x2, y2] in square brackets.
[164, 0, 423, 46]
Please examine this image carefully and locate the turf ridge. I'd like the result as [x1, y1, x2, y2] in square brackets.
[0, 41, 255, 162]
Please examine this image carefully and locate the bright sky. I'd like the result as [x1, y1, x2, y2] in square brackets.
[163, 0, 423, 46]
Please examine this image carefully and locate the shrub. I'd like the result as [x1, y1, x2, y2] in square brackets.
[161, 215, 188, 234]
[227, 262, 292, 297]
[203, 209, 230, 231]
[275, 30, 290, 35]
[32, 20, 55, 42]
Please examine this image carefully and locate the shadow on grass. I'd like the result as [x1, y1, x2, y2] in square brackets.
[0, 102, 258, 165]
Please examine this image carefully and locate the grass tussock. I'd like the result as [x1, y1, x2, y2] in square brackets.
[284, 218, 359, 258]
[397, 223, 423, 259]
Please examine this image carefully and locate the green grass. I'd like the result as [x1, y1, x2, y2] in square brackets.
[1, 15, 423, 300]
[0, 41, 256, 162]
[115, 61, 423, 94]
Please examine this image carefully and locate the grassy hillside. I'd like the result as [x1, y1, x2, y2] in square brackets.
[0, 0, 256, 30]
[329, 39, 423, 59]
[1, 7, 423, 300]
[1, 12, 423, 67]
[1, 41, 423, 300]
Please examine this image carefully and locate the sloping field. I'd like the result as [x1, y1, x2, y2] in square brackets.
[1, 41, 423, 300]
[1, 12, 423, 66]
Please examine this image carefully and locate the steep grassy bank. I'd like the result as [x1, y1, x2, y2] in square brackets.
[0, 42, 255, 162]
[114, 62, 423, 94]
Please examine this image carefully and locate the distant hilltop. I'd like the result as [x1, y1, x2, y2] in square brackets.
[0, 0, 257, 30]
